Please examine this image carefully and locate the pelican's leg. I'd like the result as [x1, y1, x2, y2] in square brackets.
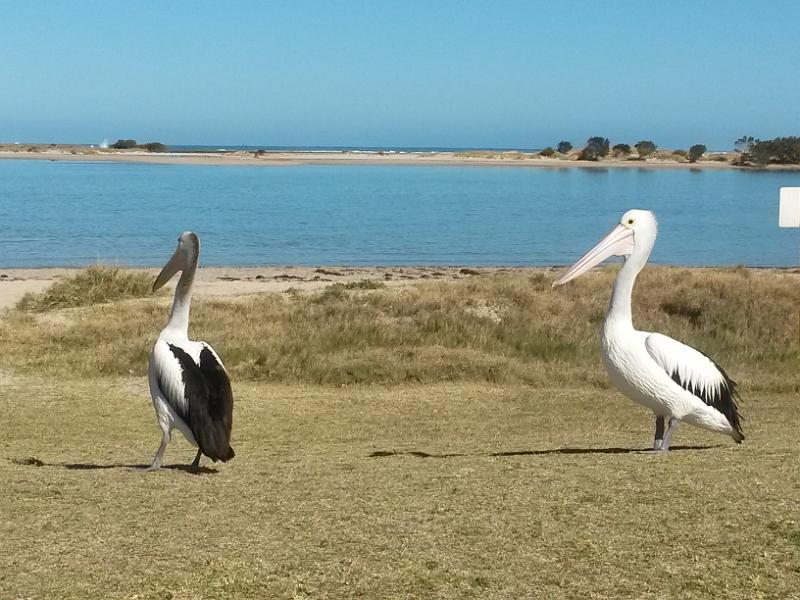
[190, 449, 202, 470]
[653, 416, 665, 451]
[144, 430, 170, 471]
[660, 418, 679, 452]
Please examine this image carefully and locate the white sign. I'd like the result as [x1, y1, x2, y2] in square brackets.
[779, 187, 800, 228]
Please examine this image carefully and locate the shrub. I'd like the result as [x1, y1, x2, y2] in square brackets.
[17, 265, 154, 312]
[556, 141, 573, 154]
[735, 135, 755, 152]
[539, 147, 556, 157]
[732, 136, 756, 165]
[688, 144, 707, 163]
[111, 139, 137, 149]
[672, 149, 688, 158]
[578, 137, 610, 161]
[141, 142, 167, 152]
[750, 137, 800, 165]
[732, 135, 800, 166]
[254, 149, 266, 157]
[634, 140, 657, 159]
[612, 143, 631, 156]
[337, 280, 386, 290]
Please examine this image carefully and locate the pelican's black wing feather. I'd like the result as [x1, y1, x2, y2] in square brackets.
[166, 343, 235, 462]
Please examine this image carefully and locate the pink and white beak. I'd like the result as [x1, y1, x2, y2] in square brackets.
[553, 224, 635, 286]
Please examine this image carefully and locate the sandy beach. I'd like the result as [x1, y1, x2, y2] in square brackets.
[0, 265, 525, 310]
[2, 143, 790, 169]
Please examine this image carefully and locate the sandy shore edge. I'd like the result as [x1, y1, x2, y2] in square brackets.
[3, 147, 795, 169]
[0, 265, 540, 310]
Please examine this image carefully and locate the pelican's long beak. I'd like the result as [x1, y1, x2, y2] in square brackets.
[553, 224, 635, 286]
[152, 250, 183, 292]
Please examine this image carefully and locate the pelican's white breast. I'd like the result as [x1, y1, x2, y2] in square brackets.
[601, 325, 695, 417]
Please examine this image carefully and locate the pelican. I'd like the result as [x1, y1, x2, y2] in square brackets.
[145, 232, 235, 470]
[553, 210, 744, 450]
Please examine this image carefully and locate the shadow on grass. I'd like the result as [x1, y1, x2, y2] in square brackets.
[369, 445, 721, 458]
[369, 450, 467, 459]
[10, 457, 217, 475]
[490, 445, 720, 456]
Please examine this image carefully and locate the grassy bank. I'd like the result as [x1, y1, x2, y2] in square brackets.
[2, 266, 800, 391]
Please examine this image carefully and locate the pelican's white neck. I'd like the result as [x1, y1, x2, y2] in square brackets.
[606, 259, 639, 329]
[605, 229, 655, 331]
[164, 258, 197, 335]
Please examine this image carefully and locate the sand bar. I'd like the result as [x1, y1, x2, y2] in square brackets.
[3, 145, 797, 170]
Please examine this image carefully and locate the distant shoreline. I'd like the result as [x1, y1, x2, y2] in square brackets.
[3, 144, 800, 170]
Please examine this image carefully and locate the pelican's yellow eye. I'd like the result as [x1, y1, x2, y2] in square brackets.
[627, 219, 634, 225]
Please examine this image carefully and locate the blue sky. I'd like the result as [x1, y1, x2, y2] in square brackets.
[1, 1, 798, 149]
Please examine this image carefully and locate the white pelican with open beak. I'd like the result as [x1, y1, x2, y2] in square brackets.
[145, 232, 235, 470]
[553, 210, 744, 450]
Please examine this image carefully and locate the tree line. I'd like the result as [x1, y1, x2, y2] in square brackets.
[543, 135, 800, 166]
[734, 136, 800, 166]
[540, 138, 706, 162]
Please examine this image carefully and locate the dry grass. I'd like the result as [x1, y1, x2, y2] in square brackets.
[2, 266, 799, 391]
[16, 265, 154, 312]
[0, 376, 798, 599]
[2, 267, 800, 598]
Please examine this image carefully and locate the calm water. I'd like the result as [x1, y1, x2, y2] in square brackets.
[2, 159, 800, 268]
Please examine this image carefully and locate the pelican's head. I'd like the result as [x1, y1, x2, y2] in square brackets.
[153, 231, 200, 292]
[553, 210, 657, 286]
